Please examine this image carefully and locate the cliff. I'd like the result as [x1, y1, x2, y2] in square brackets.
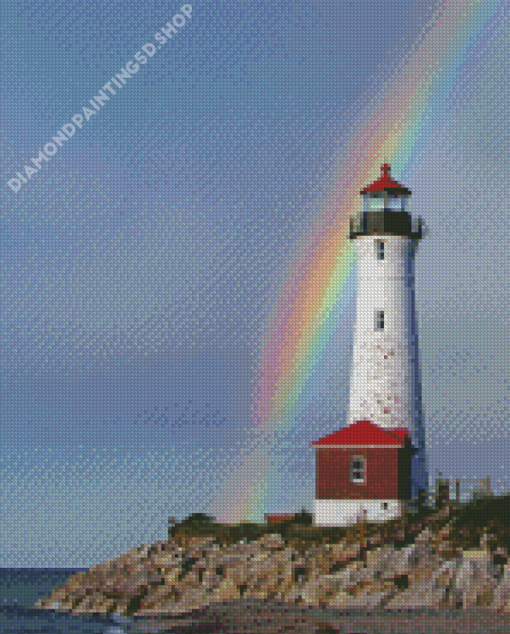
[33, 503, 510, 617]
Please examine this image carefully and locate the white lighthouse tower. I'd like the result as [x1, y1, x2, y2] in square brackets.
[347, 164, 428, 502]
[311, 165, 428, 527]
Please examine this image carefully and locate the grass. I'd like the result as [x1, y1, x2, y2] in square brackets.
[168, 495, 510, 554]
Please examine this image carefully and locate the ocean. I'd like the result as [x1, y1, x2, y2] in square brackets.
[0, 568, 508, 634]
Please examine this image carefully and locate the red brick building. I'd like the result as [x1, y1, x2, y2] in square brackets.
[264, 513, 296, 524]
[311, 420, 415, 525]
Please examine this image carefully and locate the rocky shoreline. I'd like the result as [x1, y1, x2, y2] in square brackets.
[34, 509, 510, 618]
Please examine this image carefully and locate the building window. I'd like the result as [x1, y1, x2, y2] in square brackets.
[382, 502, 388, 510]
[375, 310, 385, 330]
[350, 455, 365, 483]
[375, 240, 385, 260]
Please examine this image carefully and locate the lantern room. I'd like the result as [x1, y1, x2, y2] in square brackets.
[360, 163, 411, 212]
[350, 164, 422, 240]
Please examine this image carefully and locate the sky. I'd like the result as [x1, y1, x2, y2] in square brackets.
[1, 0, 508, 568]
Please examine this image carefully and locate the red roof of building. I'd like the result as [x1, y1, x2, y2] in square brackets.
[360, 164, 412, 195]
[311, 420, 409, 446]
[264, 513, 295, 523]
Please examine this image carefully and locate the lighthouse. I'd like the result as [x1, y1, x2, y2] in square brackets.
[311, 165, 428, 526]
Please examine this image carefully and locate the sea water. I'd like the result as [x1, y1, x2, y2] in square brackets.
[1, 568, 509, 634]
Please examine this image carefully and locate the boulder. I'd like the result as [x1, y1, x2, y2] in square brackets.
[138, 579, 179, 613]
[256, 533, 286, 550]
[491, 563, 510, 611]
[173, 585, 212, 612]
[293, 572, 349, 606]
[243, 568, 281, 599]
[327, 581, 396, 609]
[385, 578, 444, 609]
[123, 544, 150, 560]
[272, 562, 297, 601]
[209, 577, 241, 602]
[106, 566, 148, 600]
[151, 552, 185, 568]
[69, 593, 101, 614]
[385, 560, 458, 609]
[35, 598, 64, 611]
[341, 559, 380, 588]
[394, 539, 441, 584]
[362, 545, 401, 581]
[452, 552, 500, 608]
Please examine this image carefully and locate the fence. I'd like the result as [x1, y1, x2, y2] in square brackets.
[424, 473, 494, 507]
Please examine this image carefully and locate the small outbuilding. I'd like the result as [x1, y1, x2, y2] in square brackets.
[311, 420, 415, 526]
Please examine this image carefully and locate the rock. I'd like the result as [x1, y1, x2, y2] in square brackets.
[362, 545, 401, 581]
[415, 527, 434, 542]
[242, 560, 281, 599]
[385, 578, 446, 609]
[137, 574, 180, 614]
[343, 560, 378, 588]
[110, 613, 131, 625]
[294, 572, 349, 606]
[385, 560, 458, 609]
[256, 533, 286, 550]
[151, 552, 184, 568]
[493, 547, 509, 568]
[70, 592, 105, 614]
[173, 585, 212, 612]
[395, 539, 441, 584]
[327, 582, 396, 610]
[491, 563, 510, 611]
[136, 579, 188, 615]
[452, 552, 500, 608]
[97, 599, 118, 614]
[39, 600, 63, 611]
[32, 520, 510, 618]
[123, 544, 150, 560]
[480, 530, 497, 552]
[209, 577, 240, 602]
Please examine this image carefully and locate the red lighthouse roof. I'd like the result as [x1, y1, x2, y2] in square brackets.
[360, 164, 412, 195]
[311, 420, 409, 447]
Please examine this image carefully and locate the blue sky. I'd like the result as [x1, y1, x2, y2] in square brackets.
[1, 0, 508, 567]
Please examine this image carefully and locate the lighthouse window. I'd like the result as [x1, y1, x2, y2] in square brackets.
[370, 197, 385, 211]
[387, 197, 401, 211]
[350, 456, 365, 483]
[375, 240, 385, 260]
[375, 310, 385, 330]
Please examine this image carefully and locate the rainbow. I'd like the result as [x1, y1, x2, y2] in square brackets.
[211, 0, 503, 524]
